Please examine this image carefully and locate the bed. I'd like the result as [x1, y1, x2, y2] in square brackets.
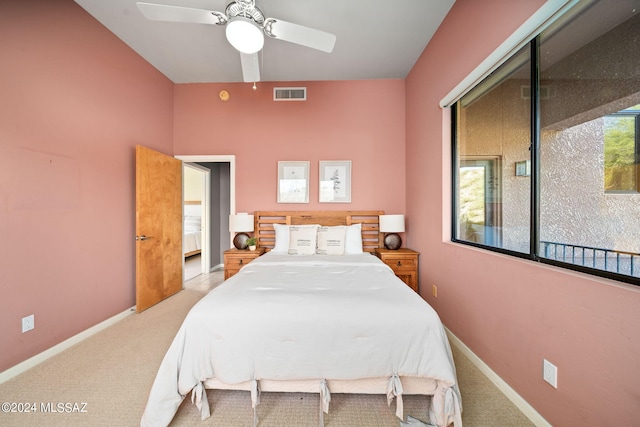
[183, 203, 202, 257]
[141, 211, 462, 427]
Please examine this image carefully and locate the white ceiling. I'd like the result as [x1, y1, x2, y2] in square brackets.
[73, 0, 456, 84]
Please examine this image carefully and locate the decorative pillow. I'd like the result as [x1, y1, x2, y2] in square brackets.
[273, 224, 320, 253]
[316, 226, 346, 255]
[344, 223, 363, 254]
[272, 223, 290, 253]
[288, 225, 319, 255]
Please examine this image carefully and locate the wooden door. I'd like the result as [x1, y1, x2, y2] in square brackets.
[135, 145, 183, 312]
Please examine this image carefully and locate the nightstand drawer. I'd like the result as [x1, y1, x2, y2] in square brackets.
[224, 247, 265, 280]
[383, 257, 417, 272]
[374, 248, 420, 292]
[225, 256, 252, 269]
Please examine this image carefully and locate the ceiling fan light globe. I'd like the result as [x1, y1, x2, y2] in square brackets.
[226, 17, 264, 54]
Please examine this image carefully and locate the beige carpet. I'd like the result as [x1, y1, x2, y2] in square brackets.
[0, 287, 535, 427]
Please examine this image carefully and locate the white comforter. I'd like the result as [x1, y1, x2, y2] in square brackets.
[141, 252, 462, 427]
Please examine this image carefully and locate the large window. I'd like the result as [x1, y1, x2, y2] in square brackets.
[453, 0, 640, 285]
[454, 47, 531, 255]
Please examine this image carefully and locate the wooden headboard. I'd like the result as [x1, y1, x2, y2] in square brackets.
[254, 211, 384, 253]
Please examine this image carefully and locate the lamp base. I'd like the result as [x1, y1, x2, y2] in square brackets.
[233, 232, 250, 250]
[384, 233, 402, 250]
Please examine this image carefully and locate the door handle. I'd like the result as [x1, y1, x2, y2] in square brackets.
[136, 235, 154, 241]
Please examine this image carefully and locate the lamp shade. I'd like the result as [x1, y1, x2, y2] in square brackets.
[229, 214, 254, 232]
[379, 215, 405, 233]
[226, 17, 264, 54]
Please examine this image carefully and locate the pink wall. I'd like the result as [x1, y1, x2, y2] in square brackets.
[1, 1, 408, 372]
[173, 80, 406, 215]
[406, 0, 640, 425]
[0, 0, 174, 371]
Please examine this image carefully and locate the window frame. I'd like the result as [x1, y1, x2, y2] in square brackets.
[451, 37, 640, 287]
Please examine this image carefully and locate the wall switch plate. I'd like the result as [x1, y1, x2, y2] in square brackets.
[543, 359, 558, 388]
[22, 314, 35, 333]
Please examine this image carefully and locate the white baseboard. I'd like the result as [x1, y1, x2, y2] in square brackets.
[0, 306, 135, 384]
[210, 263, 224, 272]
[445, 327, 552, 427]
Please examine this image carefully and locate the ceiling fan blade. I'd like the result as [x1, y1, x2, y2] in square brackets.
[136, 2, 226, 25]
[264, 18, 336, 53]
[240, 53, 261, 83]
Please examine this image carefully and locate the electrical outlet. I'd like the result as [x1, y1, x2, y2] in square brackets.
[22, 314, 35, 333]
[432, 284, 438, 297]
[543, 359, 558, 388]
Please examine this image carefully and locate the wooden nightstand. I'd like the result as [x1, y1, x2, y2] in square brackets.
[223, 247, 266, 280]
[374, 248, 419, 292]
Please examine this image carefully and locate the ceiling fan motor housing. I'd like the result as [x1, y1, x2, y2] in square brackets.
[225, 1, 265, 26]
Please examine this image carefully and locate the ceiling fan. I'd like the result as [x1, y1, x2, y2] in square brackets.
[136, 1, 337, 83]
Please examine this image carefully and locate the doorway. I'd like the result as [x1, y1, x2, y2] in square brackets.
[176, 155, 235, 285]
[183, 163, 208, 281]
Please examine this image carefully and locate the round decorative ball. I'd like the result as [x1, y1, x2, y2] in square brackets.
[384, 233, 402, 250]
[233, 232, 249, 250]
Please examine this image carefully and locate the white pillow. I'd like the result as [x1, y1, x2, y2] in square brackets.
[272, 224, 320, 253]
[272, 223, 290, 253]
[288, 225, 318, 255]
[316, 226, 346, 255]
[344, 223, 363, 254]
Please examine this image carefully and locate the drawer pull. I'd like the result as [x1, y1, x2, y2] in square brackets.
[397, 261, 402, 267]
[240, 259, 244, 265]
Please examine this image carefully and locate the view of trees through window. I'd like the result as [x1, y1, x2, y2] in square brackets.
[459, 168, 485, 232]
[604, 105, 639, 192]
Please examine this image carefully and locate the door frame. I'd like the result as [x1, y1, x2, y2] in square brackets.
[182, 162, 211, 277]
[175, 155, 236, 276]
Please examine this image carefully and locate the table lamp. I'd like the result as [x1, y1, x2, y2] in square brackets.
[379, 214, 405, 250]
[229, 213, 254, 249]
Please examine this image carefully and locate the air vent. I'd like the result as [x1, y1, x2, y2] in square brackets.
[274, 87, 307, 101]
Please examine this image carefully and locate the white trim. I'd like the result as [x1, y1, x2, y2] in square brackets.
[182, 162, 212, 278]
[439, 0, 577, 108]
[0, 307, 135, 384]
[201, 166, 211, 273]
[445, 327, 552, 427]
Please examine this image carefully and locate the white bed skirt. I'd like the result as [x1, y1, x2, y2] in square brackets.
[204, 376, 438, 395]
[203, 376, 439, 426]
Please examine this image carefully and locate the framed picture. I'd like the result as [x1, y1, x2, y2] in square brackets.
[319, 160, 351, 203]
[277, 161, 309, 203]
